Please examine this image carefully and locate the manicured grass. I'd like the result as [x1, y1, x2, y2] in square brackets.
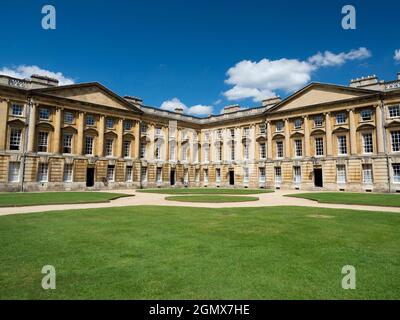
[165, 195, 259, 203]
[137, 188, 273, 195]
[0, 192, 131, 207]
[0, 205, 399, 299]
[287, 192, 400, 207]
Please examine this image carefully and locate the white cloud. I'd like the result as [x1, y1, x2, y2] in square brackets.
[0, 65, 75, 86]
[160, 97, 187, 112]
[187, 104, 213, 116]
[160, 98, 213, 116]
[224, 47, 372, 102]
[308, 47, 371, 67]
[394, 49, 400, 62]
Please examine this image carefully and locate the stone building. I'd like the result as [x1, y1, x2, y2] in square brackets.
[1, 72, 400, 192]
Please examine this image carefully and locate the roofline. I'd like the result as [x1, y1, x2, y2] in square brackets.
[266, 82, 380, 114]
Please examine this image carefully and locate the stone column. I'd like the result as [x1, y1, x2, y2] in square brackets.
[349, 108, 357, 155]
[284, 118, 290, 158]
[76, 112, 85, 155]
[116, 118, 123, 158]
[0, 99, 9, 151]
[27, 103, 37, 152]
[97, 115, 105, 157]
[53, 107, 62, 154]
[303, 115, 310, 157]
[325, 112, 333, 156]
[375, 104, 385, 154]
[267, 121, 272, 159]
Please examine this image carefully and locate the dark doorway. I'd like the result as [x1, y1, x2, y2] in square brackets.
[86, 167, 95, 187]
[314, 168, 323, 187]
[170, 169, 176, 186]
[229, 170, 235, 186]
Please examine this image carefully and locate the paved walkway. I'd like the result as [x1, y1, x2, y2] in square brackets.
[0, 189, 399, 217]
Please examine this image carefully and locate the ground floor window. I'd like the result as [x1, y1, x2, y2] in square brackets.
[107, 165, 115, 182]
[126, 166, 133, 182]
[141, 167, 147, 182]
[293, 166, 301, 183]
[156, 168, 162, 183]
[184, 169, 189, 184]
[8, 162, 20, 182]
[259, 167, 266, 183]
[336, 165, 346, 183]
[274, 167, 282, 183]
[63, 164, 73, 182]
[243, 167, 249, 183]
[38, 163, 49, 182]
[362, 164, 373, 183]
[216, 168, 221, 183]
[195, 169, 200, 182]
[393, 164, 400, 183]
[204, 169, 208, 183]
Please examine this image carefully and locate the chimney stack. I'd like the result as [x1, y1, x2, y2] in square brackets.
[174, 107, 184, 114]
[30, 74, 59, 87]
[223, 104, 241, 114]
[262, 96, 281, 107]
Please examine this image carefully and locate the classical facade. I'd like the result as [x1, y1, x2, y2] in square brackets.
[1, 73, 400, 192]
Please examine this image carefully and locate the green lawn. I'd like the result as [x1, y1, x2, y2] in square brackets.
[137, 188, 273, 195]
[287, 192, 400, 207]
[165, 195, 259, 203]
[1, 205, 399, 299]
[0, 192, 130, 207]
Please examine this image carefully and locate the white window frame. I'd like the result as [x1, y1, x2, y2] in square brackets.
[391, 131, 400, 152]
[107, 165, 115, 182]
[38, 163, 49, 183]
[315, 137, 324, 156]
[63, 134, 73, 154]
[336, 165, 346, 183]
[216, 168, 221, 183]
[123, 140, 131, 158]
[362, 133, 373, 154]
[276, 141, 283, 158]
[243, 167, 249, 183]
[259, 142, 266, 159]
[126, 166, 133, 182]
[336, 113, 346, 124]
[294, 139, 302, 157]
[105, 139, 114, 157]
[156, 168, 162, 183]
[8, 162, 20, 182]
[293, 166, 301, 183]
[38, 131, 49, 153]
[337, 136, 347, 155]
[362, 164, 373, 184]
[389, 105, 400, 118]
[39, 108, 50, 120]
[85, 136, 94, 155]
[274, 167, 282, 183]
[393, 164, 400, 183]
[259, 167, 266, 183]
[63, 164, 73, 182]
[86, 115, 95, 126]
[9, 128, 22, 151]
[11, 104, 23, 116]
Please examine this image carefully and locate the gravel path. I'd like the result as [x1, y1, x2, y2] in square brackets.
[0, 189, 399, 216]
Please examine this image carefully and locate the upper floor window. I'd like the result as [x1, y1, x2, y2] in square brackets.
[217, 129, 222, 139]
[276, 121, 284, 132]
[63, 134, 72, 154]
[243, 127, 250, 136]
[204, 132, 210, 142]
[259, 142, 266, 159]
[140, 143, 146, 159]
[276, 141, 283, 158]
[230, 128, 235, 138]
[294, 119, 302, 130]
[124, 120, 133, 131]
[85, 136, 94, 155]
[106, 118, 114, 129]
[337, 136, 347, 155]
[231, 143, 235, 161]
[314, 115, 323, 127]
[391, 131, 400, 152]
[155, 127, 162, 136]
[123, 141, 131, 158]
[243, 142, 249, 160]
[105, 139, 113, 157]
[294, 139, 302, 157]
[11, 104, 23, 116]
[362, 133, 373, 154]
[39, 108, 50, 120]
[64, 112, 74, 124]
[336, 113, 346, 124]
[389, 105, 400, 118]
[259, 124, 266, 134]
[216, 143, 222, 161]
[38, 132, 49, 152]
[169, 143, 175, 161]
[361, 109, 372, 121]
[86, 115, 95, 126]
[155, 144, 161, 160]
[9, 128, 22, 150]
[315, 137, 324, 156]
[140, 123, 147, 133]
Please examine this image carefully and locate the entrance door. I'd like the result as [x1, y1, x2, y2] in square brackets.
[314, 168, 323, 187]
[86, 167, 95, 187]
[229, 170, 235, 186]
[170, 169, 176, 186]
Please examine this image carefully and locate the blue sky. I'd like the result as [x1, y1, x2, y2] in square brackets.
[0, 0, 399, 116]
